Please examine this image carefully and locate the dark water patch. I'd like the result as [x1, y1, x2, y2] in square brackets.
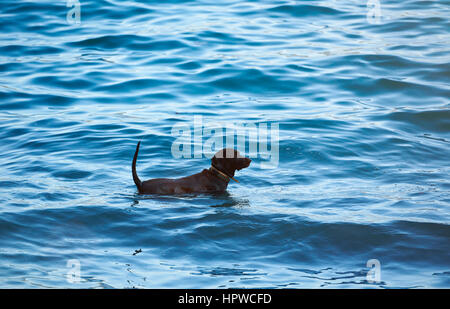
[67, 35, 152, 49]
[94, 78, 176, 93]
[51, 169, 93, 180]
[338, 77, 450, 99]
[0, 92, 75, 110]
[30, 75, 95, 91]
[0, 45, 63, 57]
[29, 118, 80, 129]
[205, 68, 304, 94]
[0, 127, 30, 138]
[376, 110, 450, 133]
[267, 4, 343, 18]
[67, 35, 190, 52]
[198, 30, 247, 45]
[176, 61, 203, 70]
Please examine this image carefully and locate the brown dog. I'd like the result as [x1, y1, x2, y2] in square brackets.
[132, 142, 251, 194]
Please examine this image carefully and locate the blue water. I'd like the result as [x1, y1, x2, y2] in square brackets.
[1, 0, 449, 288]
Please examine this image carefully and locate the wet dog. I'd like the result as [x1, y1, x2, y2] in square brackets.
[132, 142, 251, 194]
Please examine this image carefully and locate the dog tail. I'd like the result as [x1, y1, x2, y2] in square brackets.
[132, 141, 142, 192]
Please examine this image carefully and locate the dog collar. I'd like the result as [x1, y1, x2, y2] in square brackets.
[209, 165, 239, 183]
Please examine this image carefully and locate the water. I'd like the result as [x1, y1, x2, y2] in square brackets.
[0, 0, 449, 288]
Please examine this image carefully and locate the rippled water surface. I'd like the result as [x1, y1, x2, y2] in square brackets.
[0, 0, 449, 288]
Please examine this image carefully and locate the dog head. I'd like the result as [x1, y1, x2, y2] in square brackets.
[211, 148, 251, 177]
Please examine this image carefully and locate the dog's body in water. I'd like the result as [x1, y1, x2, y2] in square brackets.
[132, 142, 251, 195]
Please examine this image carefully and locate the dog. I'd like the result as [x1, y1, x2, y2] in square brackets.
[132, 142, 251, 194]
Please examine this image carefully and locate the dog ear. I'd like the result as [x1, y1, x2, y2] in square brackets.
[211, 155, 218, 166]
[211, 154, 227, 173]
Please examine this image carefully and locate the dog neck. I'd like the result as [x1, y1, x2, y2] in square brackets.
[209, 165, 239, 183]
